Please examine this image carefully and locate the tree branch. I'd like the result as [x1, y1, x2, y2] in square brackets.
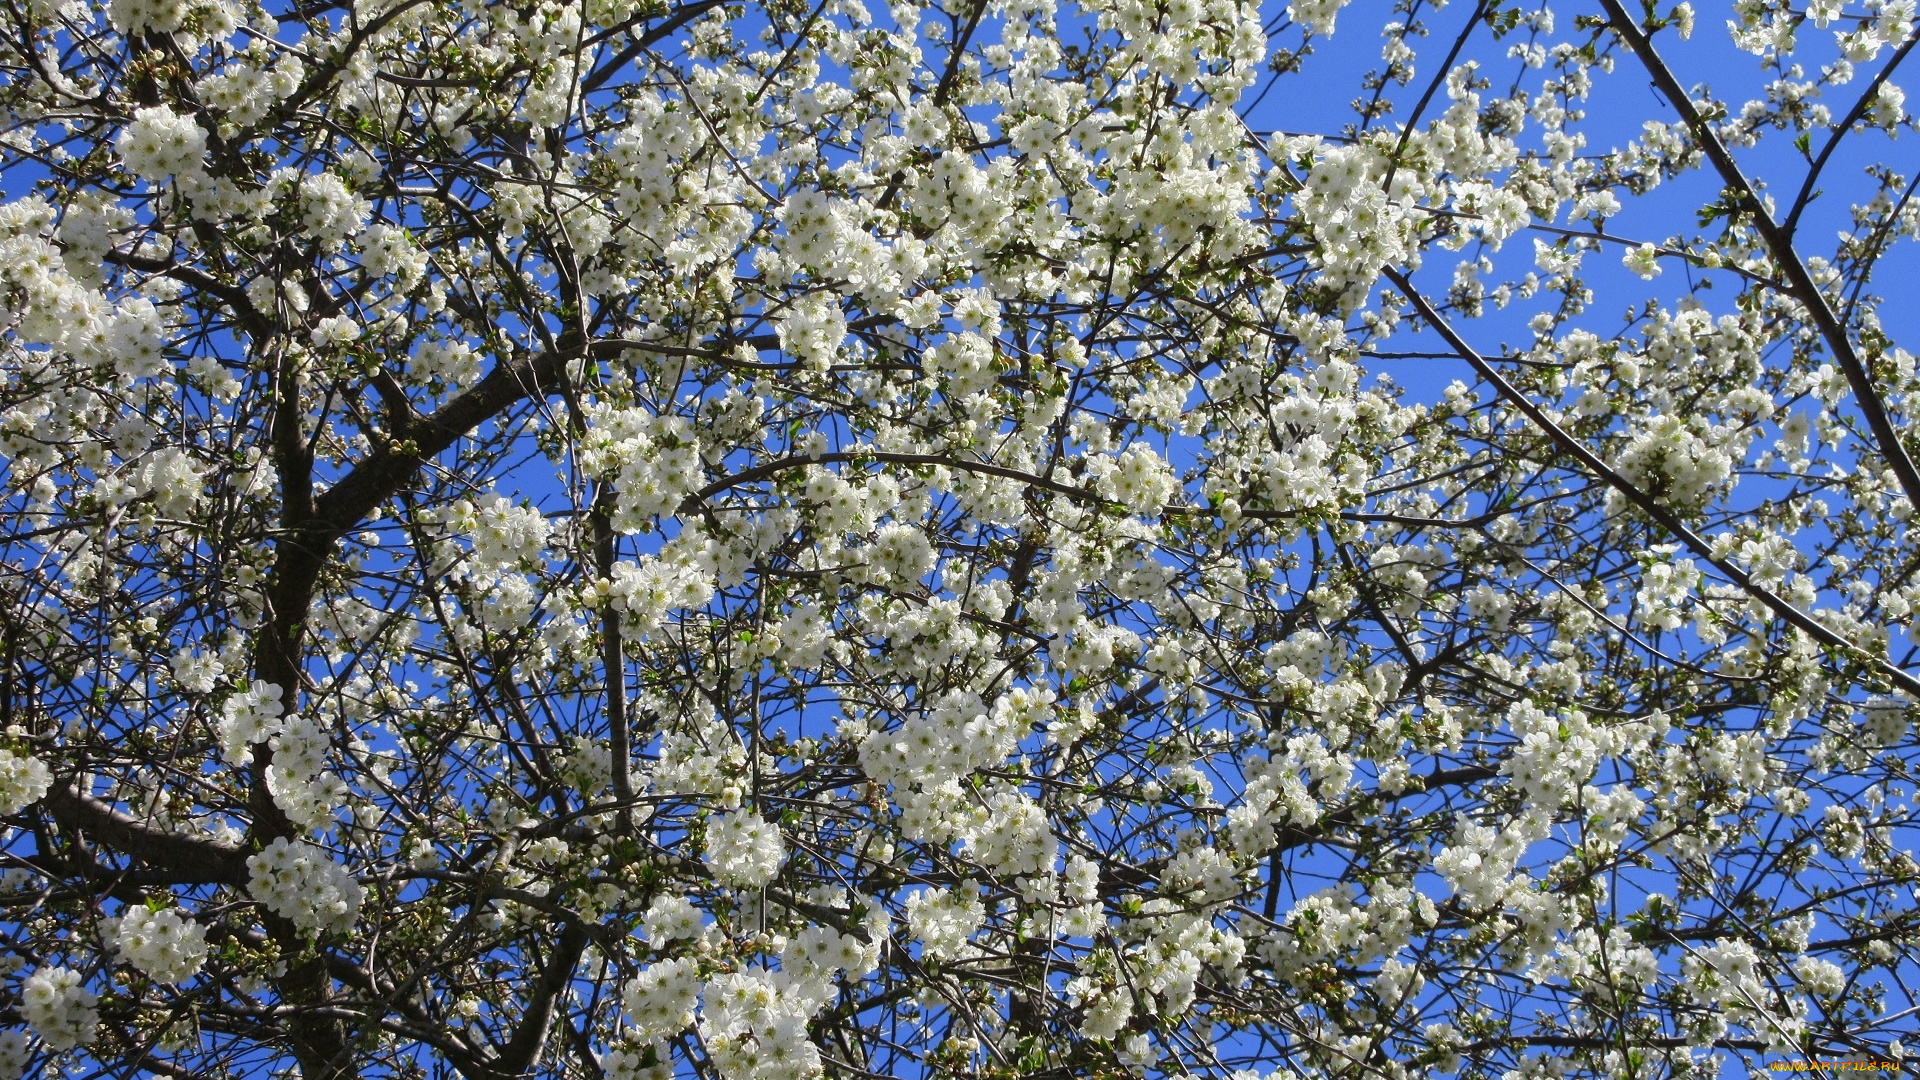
[489, 919, 590, 1079]
[1597, 0, 1920, 515]
[39, 784, 248, 885]
[1385, 266, 1920, 699]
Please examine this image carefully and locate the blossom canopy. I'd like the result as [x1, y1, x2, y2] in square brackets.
[0, 0, 1917, 1076]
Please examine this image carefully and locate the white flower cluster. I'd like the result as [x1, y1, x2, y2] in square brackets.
[558, 735, 613, 796]
[1634, 551, 1701, 633]
[1498, 703, 1604, 812]
[0, 1030, 29, 1077]
[798, 465, 879, 538]
[20, 967, 96, 1050]
[769, 601, 831, 671]
[448, 494, 550, 571]
[1257, 886, 1373, 978]
[108, 0, 237, 42]
[1433, 812, 1550, 909]
[1793, 954, 1847, 998]
[701, 969, 824, 1080]
[1872, 80, 1906, 130]
[110, 907, 208, 984]
[0, 200, 103, 369]
[1862, 696, 1913, 746]
[1622, 241, 1663, 279]
[1614, 413, 1737, 511]
[266, 714, 349, 833]
[926, 332, 996, 396]
[600, 1041, 673, 1080]
[913, 152, 1005, 258]
[1680, 938, 1769, 1015]
[1088, 445, 1179, 518]
[53, 191, 128, 287]
[780, 920, 882, 987]
[135, 448, 205, 518]
[1291, 142, 1419, 299]
[629, 899, 882, 1080]
[107, 0, 191, 35]
[1066, 972, 1135, 1040]
[653, 720, 747, 806]
[642, 895, 705, 944]
[247, 837, 363, 937]
[356, 224, 427, 288]
[116, 106, 207, 184]
[218, 679, 285, 763]
[858, 689, 1059, 877]
[1225, 747, 1323, 855]
[73, 295, 170, 382]
[1287, 0, 1352, 34]
[965, 789, 1057, 879]
[195, 47, 305, 128]
[862, 524, 935, 588]
[466, 570, 539, 635]
[779, 188, 926, 300]
[578, 405, 703, 528]
[294, 171, 369, 247]
[1534, 926, 1660, 991]
[604, 557, 716, 640]
[865, 597, 991, 677]
[775, 291, 848, 372]
[411, 338, 483, 388]
[0, 748, 51, 815]
[623, 957, 699, 1042]
[704, 812, 784, 889]
[858, 689, 1025, 790]
[607, 92, 702, 224]
[1120, 897, 1245, 1021]
[904, 886, 984, 962]
[1054, 855, 1105, 936]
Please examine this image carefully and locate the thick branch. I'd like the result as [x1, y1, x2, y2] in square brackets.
[598, 500, 635, 807]
[39, 785, 248, 885]
[315, 345, 575, 537]
[489, 919, 590, 1079]
[578, 0, 731, 95]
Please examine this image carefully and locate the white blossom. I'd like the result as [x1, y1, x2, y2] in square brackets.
[110, 908, 208, 984]
[218, 680, 286, 763]
[0, 749, 50, 816]
[704, 812, 784, 889]
[20, 967, 95, 1050]
[0, 1030, 31, 1078]
[904, 886, 984, 962]
[623, 958, 699, 1042]
[115, 107, 206, 183]
[246, 838, 363, 937]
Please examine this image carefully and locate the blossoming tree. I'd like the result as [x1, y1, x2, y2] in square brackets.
[0, 0, 1916, 1074]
